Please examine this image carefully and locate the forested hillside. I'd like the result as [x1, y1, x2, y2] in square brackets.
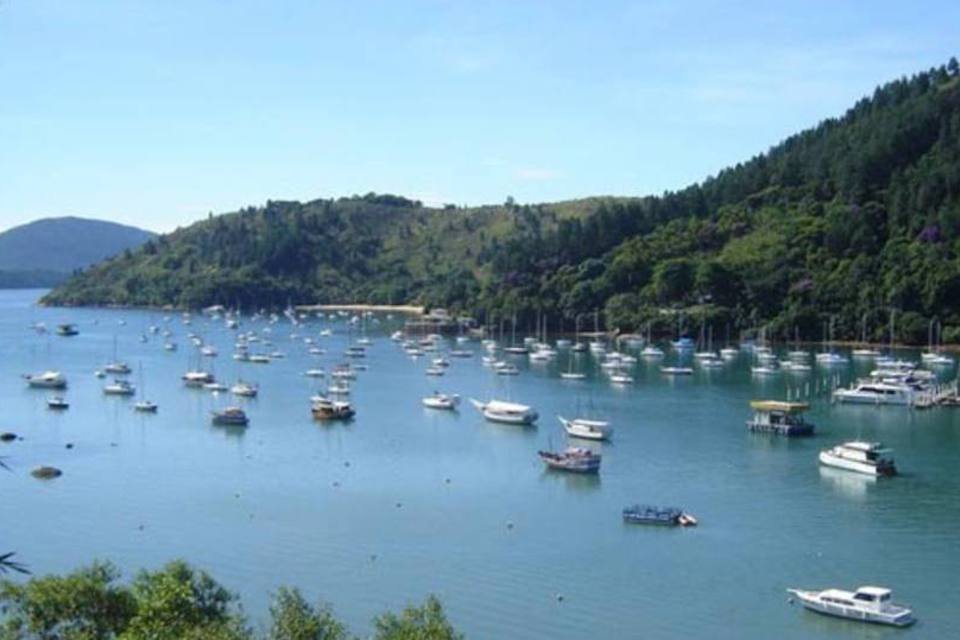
[43, 60, 960, 344]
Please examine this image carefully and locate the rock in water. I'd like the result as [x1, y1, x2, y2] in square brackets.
[31, 466, 62, 479]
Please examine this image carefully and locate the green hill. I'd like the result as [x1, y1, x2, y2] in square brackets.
[43, 61, 960, 344]
[0, 217, 154, 287]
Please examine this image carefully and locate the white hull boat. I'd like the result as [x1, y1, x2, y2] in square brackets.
[470, 399, 538, 425]
[787, 586, 914, 627]
[559, 416, 611, 441]
[819, 441, 896, 476]
[422, 393, 460, 410]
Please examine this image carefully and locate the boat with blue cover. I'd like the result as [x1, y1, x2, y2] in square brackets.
[623, 504, 697, 526]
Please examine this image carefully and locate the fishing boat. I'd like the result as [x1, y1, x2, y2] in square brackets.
[819, 441, 897, 476]
[211, 407, 249, 426]
[56, 323, 79, 336]
[422, 392, 460, 410]
[103, 379, 135, 396]
[469, 399, 538, 425]
[311, 396, 355, 421]
[25, 371, 67, 389]
[786, 586, 914, 627]
[622, 505, 698, 527]
[46, 396, 69, 410]
[538, 447, 601, 473]
[558, 416, 612, 441]
[746, 400, 814, 436]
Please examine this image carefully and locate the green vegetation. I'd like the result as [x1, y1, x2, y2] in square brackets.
[0, 561, 461, 639]
[44, 60, 960, 344]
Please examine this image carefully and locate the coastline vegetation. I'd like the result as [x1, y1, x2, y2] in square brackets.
[43, 59, 960, 345]
[0, 560, 462, 640]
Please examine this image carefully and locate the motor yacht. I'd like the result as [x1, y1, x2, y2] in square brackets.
[819, 441, 896, 476]
[469, 399, 538, 425]
[787, 586, 914, 627]
[422, 392, 460, 410]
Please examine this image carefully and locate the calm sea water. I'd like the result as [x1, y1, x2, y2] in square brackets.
[2, 289, 958, 638]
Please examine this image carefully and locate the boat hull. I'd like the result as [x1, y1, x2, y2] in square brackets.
[819, 452, 895, 476]
[789, 591, 915, 627]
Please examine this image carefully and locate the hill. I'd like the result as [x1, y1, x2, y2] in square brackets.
[43, 60, 960, 344]
[0, 217, 155, 287]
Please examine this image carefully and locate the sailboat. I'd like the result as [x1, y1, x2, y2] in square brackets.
[571, 314, 587, 352]
[560, 350, 586, 380]
[103, 335, 131, 375]
[559, 393, 612, 440]
[503, 313, 528, 354]
[133, 364, 158, 412]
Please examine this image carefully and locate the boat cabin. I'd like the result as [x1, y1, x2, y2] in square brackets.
[747, 400, 814, 436]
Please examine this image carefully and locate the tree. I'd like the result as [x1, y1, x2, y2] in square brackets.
[372, 596, 462, 640]
[948, 56, 959, 76]
[267, 588, 347, 640]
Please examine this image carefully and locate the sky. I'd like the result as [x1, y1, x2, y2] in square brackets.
[1, 1, 958, 233]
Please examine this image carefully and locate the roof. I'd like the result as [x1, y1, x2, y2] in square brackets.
[750, 400, 809, 413]
[843, 441, 885, 451]
[857, 586, 892, 596]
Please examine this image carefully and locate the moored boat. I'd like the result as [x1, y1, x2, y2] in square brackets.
[422, 392, 460, 410]
[134, 400, 158, 413]
[787, 586, 914, 627]
[469, 399, 538, 425]
[25, 371, 67, 389]
[311, 396, 355, 421]
[211, 406, 249, 426]
[622, 504, 697, 526]
[46, 396, 69, 410]
[746, 400, 814, 436]
[558, 416, 612, 441]
[103, 379, 135, 396]
[538, 447, 601, 473]
[819, 441, 896, 476]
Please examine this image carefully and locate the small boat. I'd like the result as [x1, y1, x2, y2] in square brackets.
[25, 371, 67, 389]
[164, 342, 178, 351]
[671, 337, 695, 350]
[720, 347, 739, 359]
[56, 323, 79, 336]
[786, 586, 915, 627]
[538, 447, 601, 473]
[204, 382, 229, 392]
[449, 349, 473, 358]
[609, 371, 634, 384]
[641, 345, 665, 358]
[425, 366, 445, 376]
[231, 381, 259, 397]
[182, 371, 215, 387]
[303, 369, 325, 378]
[469, 399, 538, 425]
[200, 345, 218, 357]
[560, 372, 586, 380]
[660, 366, 693, 376]
[622, 505, 698, 526]
[248, 354, 271, 364]
[746, 400, 814, 436]
[104, 361, 132, 375]
[134, 400, 158, 413]
[330, 367, 357, 380]
[494, 362, 520, 375]
[103, 379, 135, 396]
[558, 416, 611, 441]
[311, 396, 355, 421]
[46, 396, 69, 410]
[328, 382, 351, 395]
[819, 441, 896, 476]
[503, 346, 529, 355]
[852, 348, 881, 358]
[422, 392, 460, 410]
[211, 407, 249, 426]
[751, 365, 779, 375]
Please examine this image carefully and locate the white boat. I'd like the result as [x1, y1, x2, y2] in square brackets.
[494, 362, 519, 375]
[833, 380, 915, 405]
[46, 396, 69, 410]
[25, 371, 67, 389]
[609, 372, 634, 384]
[787, 586, 914, 627]
[921, 352, 954, 366]
[231, 381, 259, 397]
[816, 352, 848, 365]
[819, 441, 896, 476]
[719, 347, 738, 359]
[852, 348, 881, 358]
[641, 345, 665, 358]
[751, 365, 779, 375]
[182, 371, 214, 387]
[164, 342, 178, 351]
[558, 416, 612, 441]
[103, 379, 135, 396]
[425, 366, 445, 376]
[200, 345, 218, 357]
[104, 361, 132, 375]
[469, 399, 538, 425]
[303, 369, 325, 378]
[422, 392, 460, 410]
[204, 382, 229, 392]
[560, 372, 586, 380]
[661, 366, 693, 375]
[328, 382, 351, 395]
[248, 354, 271, 364]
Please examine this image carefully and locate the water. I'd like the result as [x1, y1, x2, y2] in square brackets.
[2, 289, 958, 638]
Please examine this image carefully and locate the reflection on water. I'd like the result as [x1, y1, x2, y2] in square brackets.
[818, 465, 876, 500]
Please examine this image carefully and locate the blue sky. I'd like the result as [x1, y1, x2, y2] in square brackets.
[1, 1, 958, 232]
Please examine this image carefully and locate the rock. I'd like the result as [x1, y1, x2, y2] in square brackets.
[0, 432, 17, 442]
[31, 466, 62, 479]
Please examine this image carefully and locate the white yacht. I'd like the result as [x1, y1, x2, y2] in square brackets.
[851, 348, 881, 358]
[787, 586, 914, 627]
[819, 441, 896, 476]
[103, 379, 135, 396]
[641, 345, 665, 358]
[25, 371, 67, 389]
[469, 399, 538, 425]
[833, 380, 916, 405]
[104, 361, 132, 375]
[231, 381, 259, 397]
[422, 392, 460, 410]
[182, 370, 215, 387]
[558, 416, 612, 441]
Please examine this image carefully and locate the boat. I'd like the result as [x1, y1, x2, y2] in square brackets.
[538, 447, 601, 473]
[450, 349, 473, 358]
[469, 399, 538, 425]
[328, 382, 351, 395]
[422, 392, 460, 410]
[671, 336, 695, 350]
[25, 371, 67, 389]
[248, 354, 271, 364]
[103, 379, 135, 396]
[560, 372, 586, 380]
[211, 407, 249, 426]
[641, 345, 665, 357]
[311, 396, 355, 421]
[819, 441, 896, 476]
[786, 586, 914, 627]
[921, 351, 954, 366]
[751, 365, 779, 375]
[231, 381, 259, 397]
[134, 400, 158, 413]
[200, 345, 218, 357]
[852, 348, 881, 358]
[746, 400, 814, 436]
[660, 366, 693, 375]
[494, 362, 519, 375]
[720, 347, 739, 359]
[833, 380, 916, 405]
[56, 323, 79, 336]
[104, 362, 132, 375]
[46, 396, 69, 410]
[204, 382, 229, 392]
[622, 505, 698, 527]
[609, 371, 634, 384]
[182, 371, 214, 387]
[425, 366, 445, 376]
[303, 369, 325, 378]
[164, 342, 178, 351]
[558, 416, 612, 441]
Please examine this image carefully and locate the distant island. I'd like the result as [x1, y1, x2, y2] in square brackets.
[0, 217, 154, 288]
[42, 60, 960, 345]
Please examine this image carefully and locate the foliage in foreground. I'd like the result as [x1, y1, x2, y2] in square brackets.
[0, 561, 461, 640]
